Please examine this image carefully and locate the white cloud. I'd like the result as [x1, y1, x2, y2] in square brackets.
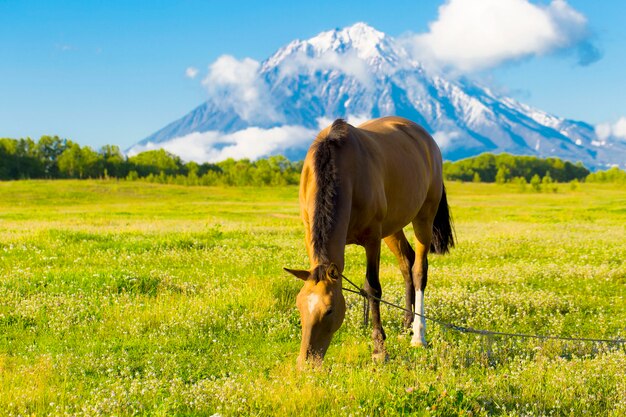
[316, 116, 334, 130]
[613, 118, 626, 139]
[432, 130, 460, 149]
[346, 114, 371, 127]
[130, 125, 317, 163]
[596, 117, 626, 142]
[404, 0, 597, 72]
[202, 55, 283, 123]
[315, 114, 372, 130]
[185, 66, 199, 79]
[278, 49, 374, 87]
[595, 123, 612, 141]
[130, 116, 376, 163]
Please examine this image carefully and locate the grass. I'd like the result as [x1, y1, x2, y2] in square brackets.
[0, 180, 625, 416]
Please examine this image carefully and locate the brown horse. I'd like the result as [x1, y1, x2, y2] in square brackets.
[284, 116, 454, 365]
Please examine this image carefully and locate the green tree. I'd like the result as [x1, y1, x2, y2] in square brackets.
[495, 166, 510, 184]
[80, 146, 103, 178]
[586, 166, 626, 183]
[0, 137, 44, 179]
[57, 142, 102, 178]
[100, 145, 127, 178]
[0, 138, 17, 179]
[252, 158, 272, 185]
[542, 171, 558, 193]
[443, 153, 590, 183]
[37, 135, 67, 177]
[530, 174, 541, 192]
[128, 149, 183, 176]
[57, 142, 82, 178]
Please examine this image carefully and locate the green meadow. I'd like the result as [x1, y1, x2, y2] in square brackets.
[0, 180, 625, 416]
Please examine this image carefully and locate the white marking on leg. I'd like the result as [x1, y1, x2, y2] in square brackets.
[411, 289, 427, 347]
[307, 293, 320, 315]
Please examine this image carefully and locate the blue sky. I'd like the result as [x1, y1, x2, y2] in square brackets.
[1, 0, 625, 150]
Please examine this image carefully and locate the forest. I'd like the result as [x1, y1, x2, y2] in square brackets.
[1, 135, 625, 185]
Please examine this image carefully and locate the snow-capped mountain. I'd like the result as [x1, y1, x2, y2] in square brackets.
[130, 23, 626, 168]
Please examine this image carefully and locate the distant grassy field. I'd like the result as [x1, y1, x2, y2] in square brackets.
[1, 180, 624, 416]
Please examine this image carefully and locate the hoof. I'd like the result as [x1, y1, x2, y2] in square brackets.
[372, 351, 389, 362]
[410, 338, 428, 348]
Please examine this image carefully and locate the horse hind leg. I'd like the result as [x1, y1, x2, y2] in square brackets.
[383, 230, 416, 329]
[410, 218, 433, 347]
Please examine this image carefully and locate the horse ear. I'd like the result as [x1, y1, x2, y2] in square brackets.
[284, 267, 310, 281]
[326, 263, 340, 280]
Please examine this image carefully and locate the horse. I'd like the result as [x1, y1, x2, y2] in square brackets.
[284, 116, 454, 365]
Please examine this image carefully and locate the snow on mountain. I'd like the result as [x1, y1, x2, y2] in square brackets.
[130, 23, 626, 169]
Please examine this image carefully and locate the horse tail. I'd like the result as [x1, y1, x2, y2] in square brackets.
[430, 183, 455, 254]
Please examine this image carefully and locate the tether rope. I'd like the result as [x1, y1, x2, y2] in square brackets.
[341, 274, 625, 345]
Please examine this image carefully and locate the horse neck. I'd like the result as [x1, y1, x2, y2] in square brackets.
[310, 245, 346, 273]
[308, 182, 351, 273]
[305, 129, 354, 274]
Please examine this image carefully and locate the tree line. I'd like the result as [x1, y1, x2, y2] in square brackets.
[1, 135, 625, 185]
[442, 152, 591, 183]
[0, 136, 301, 185]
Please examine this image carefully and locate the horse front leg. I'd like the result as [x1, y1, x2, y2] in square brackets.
[411, 219, 432, 348]
[364, 238, 387, 361]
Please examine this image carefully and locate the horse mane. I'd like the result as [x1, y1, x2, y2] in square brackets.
[311, 119, 349, 263]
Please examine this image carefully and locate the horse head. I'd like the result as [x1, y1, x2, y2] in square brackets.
[284, 263, 346, 366]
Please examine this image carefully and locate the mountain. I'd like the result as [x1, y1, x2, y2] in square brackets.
[130, 23, 626, 169]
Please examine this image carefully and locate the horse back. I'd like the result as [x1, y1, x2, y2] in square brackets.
[350, 117, 443, 237]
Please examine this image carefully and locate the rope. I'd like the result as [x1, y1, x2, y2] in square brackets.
[341, 274, 626, 345]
